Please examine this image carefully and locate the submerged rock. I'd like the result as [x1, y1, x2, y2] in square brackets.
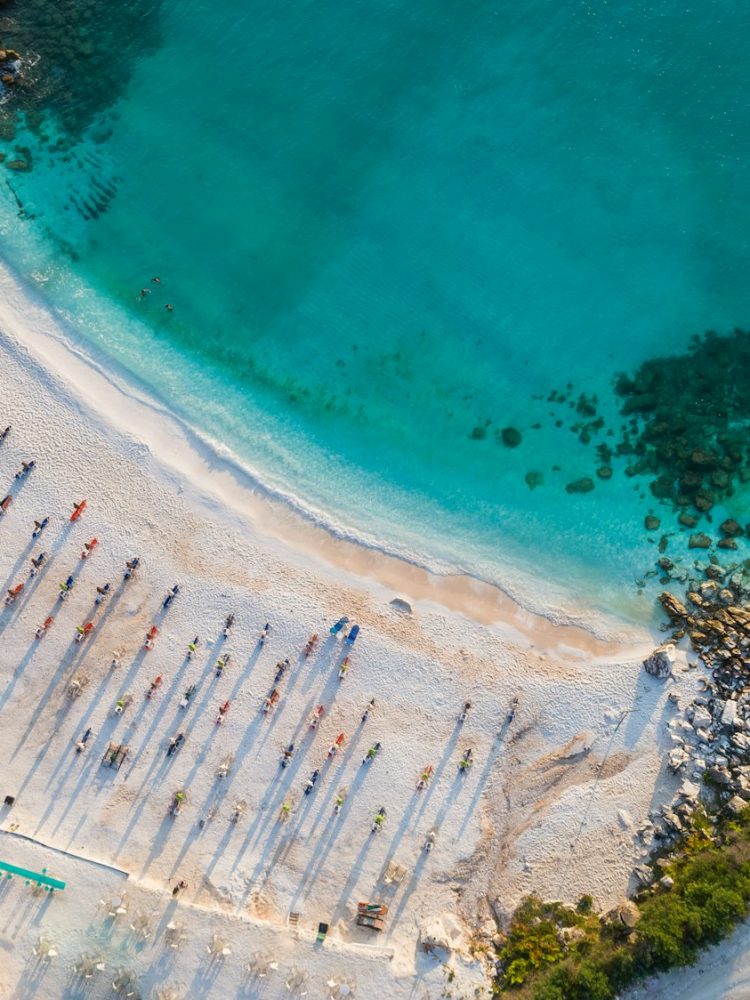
[645, 515, 661, 531]
[500, 426, 522, 448]
[565, 477, 594, 494]
[688, 533, 711, 549]
[720, 518, 743, 537]
[524, 470, 543, 490]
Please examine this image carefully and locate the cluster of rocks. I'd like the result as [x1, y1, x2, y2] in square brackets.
[636, 555, 750, 869]
[614, 330, 750, 521]
[657, 559, 750, 692]
[0, 0, 164, 139]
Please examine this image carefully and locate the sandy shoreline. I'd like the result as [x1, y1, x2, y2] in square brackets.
[0, 264, 682, 999]
[0, 261, 649, 653]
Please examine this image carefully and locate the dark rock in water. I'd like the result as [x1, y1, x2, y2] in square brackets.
[622, 393, 657, 414]
[565, 477, 595, 494]
[712, 469, 730, 489]
[690, 449, 718, 470]
[625, 462, 646, 477]
[659, 592, 688, 620]
[596, 466, 613, 480]
[720, 519, 743, 537]
[717, 538, 738, 551]
[678, 512, 698, 528]
[524, 471, 543, 490]
[5, 159, 30, 171]
[501, 426, 522, 448]
[694, 490, 715, 512]
[613, 330, 750, 528]
[470, 425, 487, 441]
[658, 535, 669, 553]
[688, 533, 711, 549]
[650, 475, 675, 500]
[645, 515, 661, 531]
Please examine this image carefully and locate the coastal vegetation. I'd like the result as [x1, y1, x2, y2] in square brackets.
[495, 806, 750, 998]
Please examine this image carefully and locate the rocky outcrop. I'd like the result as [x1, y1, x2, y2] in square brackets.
[643, 643, 676, 679]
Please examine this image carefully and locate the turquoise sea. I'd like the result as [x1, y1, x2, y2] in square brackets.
[1, 0, 749, 619]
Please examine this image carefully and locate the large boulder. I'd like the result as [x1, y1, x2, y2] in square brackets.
[643, 643, 676, 679]
[607, 900, 640, 930]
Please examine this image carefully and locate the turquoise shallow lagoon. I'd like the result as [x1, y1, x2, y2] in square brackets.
[0, 0, 749, 619]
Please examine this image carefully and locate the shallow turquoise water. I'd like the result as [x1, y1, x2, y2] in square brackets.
[1, 0, 749, 617]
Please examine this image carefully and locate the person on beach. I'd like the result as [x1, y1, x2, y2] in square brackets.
[371, 807, 386, 832]
[15, 460, 35, 479]
[361, 698, 375, 723]
[417, 765, 434, 790]
[223, 613, 235, 639]
[186, 636, 199, 660]
[171, 880, 187, 896]
[274, 658, 290, 682]
[70, 500, 87, 522]
[0, 425, 10, 442]
[163, 583, 180, 609]
[32, 517, 49, 538]
[95, 583, 111, 606]
[363, 742, 381, 765]
[258, 621, 271, 646]
[29, 552, 46, 577]
[215, 653, 230, 676]
[124, 557, 140, 580]
[0, 494, 12, 515]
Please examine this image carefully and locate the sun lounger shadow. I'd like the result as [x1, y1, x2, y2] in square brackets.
[190, 806, 240, 885]
[0, 638, 42, 714]
[138, 809, 178, 878]
[300, 635, 342, 693]
[0, 535, 35, 599]
[412, 716, 465, 830]
[329, 828, 380, 927]
[249, 739, 311, 850]
[455, 737, 504, 841]
[296, 759, 372, 905]
[385, 848, 431, 936]
[11, 636, 86, 759]
[48, 725, 121, 838]
[122, 643, 199, 776]
[303, 725, 368, 843]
